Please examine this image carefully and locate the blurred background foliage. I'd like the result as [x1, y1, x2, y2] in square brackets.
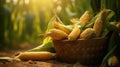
[0, 0, 120, 49]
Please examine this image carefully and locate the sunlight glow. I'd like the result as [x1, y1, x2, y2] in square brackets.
[57, 5, 62, 12]
[24, 0, 29, 5]
[6, 0, 11, 3]
[53, 0, 58, 2]
[13, 0, 18, 5]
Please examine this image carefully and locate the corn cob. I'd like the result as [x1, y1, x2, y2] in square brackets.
[107, 22, 120, 32]
[79, 11, 92, 27]
[80, 28, 95, 39]
[70, 18, 80, 24]
[68, 26, 81, 41]
[93, 17, 103, 37]
[101, 28, 109, 38]
[85, 13, 99, 28]
[108, 56, 119, 66]
[16, 52, 55, 61]
[45, 29, 68, 40]
[116, 23, 120, 30]
[85, 9, 109, 28]
[66, 25, 74, 31]
[52, 21, 71, 34]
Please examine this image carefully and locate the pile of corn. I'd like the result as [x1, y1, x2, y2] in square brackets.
[45, 9, 111, 41]
[15, 9, 120, 64]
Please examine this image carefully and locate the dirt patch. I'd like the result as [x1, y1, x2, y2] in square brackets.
[0, 60, 100, 67]
[0, 49, 99, 67]
[0, 48, 119, 67]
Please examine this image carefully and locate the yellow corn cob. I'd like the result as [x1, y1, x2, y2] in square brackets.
[93, 17, 102, 37]
[79, 11, 92, 27]
[85, 9, 109, 28]
[108, 56, 119, 66]
[16, 52, 54, 61]
[68, 26, 81, 41]
[45, 29, 68, 40]
[70, 18, 80, 24]
[116, 22, 120, 30]
[99, 9, 110, 20]
[80, 28, 95, 39]
[52, 21, 71, 34]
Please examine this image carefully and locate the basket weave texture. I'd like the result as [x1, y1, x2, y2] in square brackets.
[53, 37, 108, 65]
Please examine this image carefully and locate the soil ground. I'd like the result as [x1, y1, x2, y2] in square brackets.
[0, 50, 99, 67]
[0, 43, 119, 67]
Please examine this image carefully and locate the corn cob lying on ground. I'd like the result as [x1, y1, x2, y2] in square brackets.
[15, 52, 55, 61]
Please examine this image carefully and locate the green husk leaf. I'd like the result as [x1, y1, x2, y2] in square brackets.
[100, 32, 120, 67]
[100, 45, 117, 67]
[27, 37, 55, 52]
[101, 10, 115, 38]
[101, 0, 106, 10]
[46, 16, 56, 32]
[85, 12, 99, 28]
[26, 16, 56, 52]
[101, 28, 109, 38]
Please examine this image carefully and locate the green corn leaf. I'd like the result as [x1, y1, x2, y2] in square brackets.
[101, 28, 109, 38]
[100, 32, 120, 67]
[26, 16, 57, 52]
[45, 16, 56, 32]
[100, 45, 117, 67]
[27, 36, 55, 52]
[101, 10, 115, 38]
[85, 13, 99, 28]
[101, 0, 106, 10]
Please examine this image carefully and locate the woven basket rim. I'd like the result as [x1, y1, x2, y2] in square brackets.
[53, 37, 108, 42]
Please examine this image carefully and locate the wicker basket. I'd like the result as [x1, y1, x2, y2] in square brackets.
[53, 37, 108, 65]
